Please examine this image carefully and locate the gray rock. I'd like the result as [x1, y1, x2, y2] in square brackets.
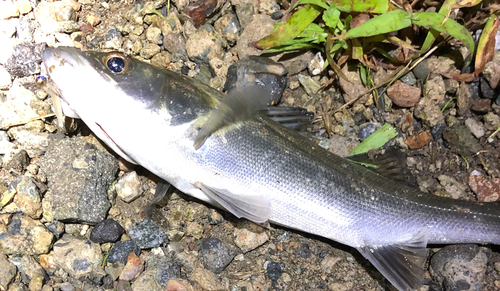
[414, 96, 444, 127]
[201, 238, 235, 274]
[156, 262, 181, 286]
[236, 14, 275, 59]
[483, 51, 500, 89]
[162, 32, 186, 55]
[40, 137, 118, 224]
[233, 221, 269, 253]
[464, 118, 486, 139]
[2, 175, 43, 219]
[457, 82, 473, 116]
[4, 42, 44, 77]
[358, 123, 381, 141]
[400, 71, 417, 86]
[430, 245, 490, 291]
[0, 213, 54, 255]
[34, 1, 79, 34]
[129, 219, 169, 249]
[116, 171, 142, 203]
[296, 243, 312, 259]
[480, 77, 497, 99]
[266, 261, 284, 281]
[20, 255, 46, 283]
[483, 112, 500, 131]
[186, 25, 224, 67]
[0, 252, 17, 290]
[443, 124, 481, 157]
[437, 175, 468, 200]
[189, 268, 225, 291]
[214, 13, 240, 46]
[140, 43, 161, 59]
[16, 16, 35, 43]
[53, 235, 104, 279]
[59, 282, 75, 291]
[224, 56, 287, 105]
[412, 59, 429, 80]
[104, 27, 123, 50]
[151, 51, 172, 68]
[146, 26, 162, 45]
[45, 220, 65, 239]
[28, 273, 44, 291]
[90, 219, 125, 243]
[107, 240, 141, 264]
[233, 1, 256, 28]
[105, 262, 125, 281]
[4, 149, 29, 173]
[130, 269, 163, 291]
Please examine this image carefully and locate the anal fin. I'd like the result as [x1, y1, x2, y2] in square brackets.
[357, 228, 428, 291]
[194, 182, 270, 224]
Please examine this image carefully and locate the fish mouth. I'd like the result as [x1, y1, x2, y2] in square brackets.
[42, 47, 88, 75]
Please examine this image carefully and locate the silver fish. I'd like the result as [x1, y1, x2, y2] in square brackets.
[42, 46, 500, 291]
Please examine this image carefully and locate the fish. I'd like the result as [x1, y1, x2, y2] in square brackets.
[41, 46, 500, 291]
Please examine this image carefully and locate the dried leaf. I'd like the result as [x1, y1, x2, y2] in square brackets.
[474, 16, 499, 74]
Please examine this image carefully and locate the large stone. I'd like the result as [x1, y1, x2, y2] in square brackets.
[40, 137, 118, 225]
[0, 213, 54, 255]
[53, 235, 104, 278]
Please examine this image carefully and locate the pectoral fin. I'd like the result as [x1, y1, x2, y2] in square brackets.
[357, 228, 428, 291]
[194, 85, 269, 149]
[194, 182, 271, 224]
[263, 106, 313, 130]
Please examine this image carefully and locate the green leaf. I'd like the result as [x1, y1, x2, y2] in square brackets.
[344, 9, 412, 39]
[293, 0, 330, 10]
[262, 43, 320, 53]
[348, 124, 398, 156]
[329, 0, 391, 13]
[412, 12, 474, 53]
[323, 6, 341, 29]
[256, 5, 323, 49]
[299, 23, 326, 37]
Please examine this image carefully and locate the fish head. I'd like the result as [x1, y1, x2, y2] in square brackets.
[42, 46, 166, 112]
[42, 46, 173, 163]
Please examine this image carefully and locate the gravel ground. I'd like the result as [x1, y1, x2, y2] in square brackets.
[0, 0, 500, 291]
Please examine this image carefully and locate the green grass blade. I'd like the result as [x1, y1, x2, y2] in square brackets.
[412, 12, 474, 53]
[348, 123, 398, 156]
[344, 10, 412, 39]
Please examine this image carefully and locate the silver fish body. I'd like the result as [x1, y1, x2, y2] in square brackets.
[42, 47, 500, 291]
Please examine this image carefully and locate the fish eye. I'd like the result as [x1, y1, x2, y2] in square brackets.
[36, 76, 47, 87]
[103, 53, 133, 74]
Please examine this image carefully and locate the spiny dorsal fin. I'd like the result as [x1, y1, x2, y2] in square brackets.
[347, 148, 414, 185]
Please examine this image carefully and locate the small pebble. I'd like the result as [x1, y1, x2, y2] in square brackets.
[119, 252, 144, 281]
[464, 118, 486, 139]
[116, 171, 142, 203]
[405, 131, 432, 150]
[90, 219, 125, 243]
[107, 240, 141, 264]
[129, 219, 169, 249]
[201, 238, 235, 274]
